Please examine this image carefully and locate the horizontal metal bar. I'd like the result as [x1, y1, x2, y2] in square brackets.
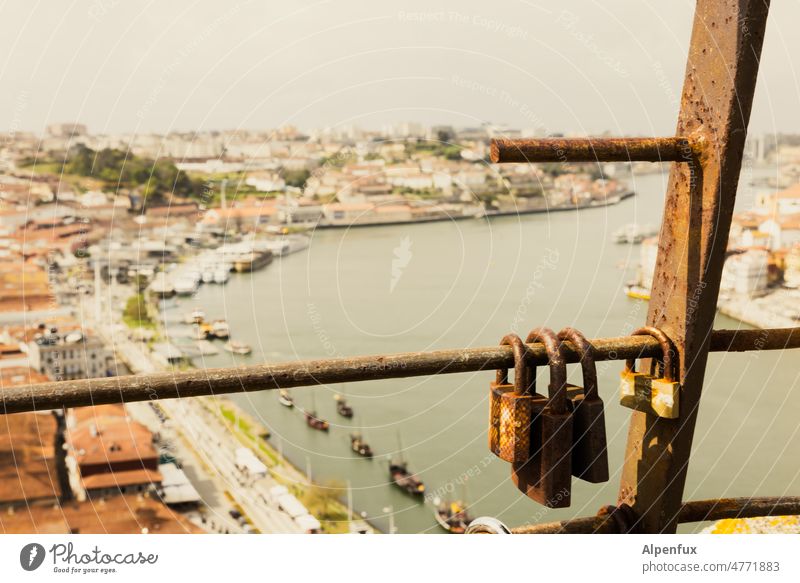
[490, 137, 696, 164]
[1, 328, 797, 415]
[511, 496, 800, 534]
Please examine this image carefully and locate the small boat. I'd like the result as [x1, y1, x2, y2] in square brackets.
[334, 394, 353, 418]
[224, 341, 252, 355]
[187, 309, 206, 324]
[305, 411, 330, 432]
[278, 390, 294, 408]
[389, 460, 425, 497]
[213, 268, 230, 284]
[624, 282, 651, 301]
[173, 277, 198, 296]
[192, 323, 210, 340]
[350, 433, 373, 458]
[202, 271, 215, 284]
[433, 498, 472, 534]
[210, 320, 230, 340]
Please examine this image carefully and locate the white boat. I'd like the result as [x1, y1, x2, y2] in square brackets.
[186, 309, 205, 324]
[213, 269, 230, 284]
[211, 320, 230, 339]
[224, 341, 252, 355]
[202, 271, 215, 284]
[173, 277, 198, 296]
[278, 390, 294, 407]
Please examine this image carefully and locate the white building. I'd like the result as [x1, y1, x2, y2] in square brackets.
[720, 250, 769, 297]
[27, 327, 112, 381]
[758, 216, 800, 250]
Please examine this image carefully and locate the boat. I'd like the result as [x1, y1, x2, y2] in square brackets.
[186, 309, 205, 324]
[278, 390, 294, 408]
[232, 250, 273, 273]
[173, 277, 198, 296]
[305, 410, 330, 431]
[224, 340, 252, 355]
[389, 460, 425, 497]
[350, 433, 373, 458]
[624, 282, 651, 300]
[210, 319, 230, 339]
[213, 268, 230, 284]
[433, 498, 472, 534]
[202, 270, 215, 284]
[191, 323, 210, 340]
[334, 394, 353, 418]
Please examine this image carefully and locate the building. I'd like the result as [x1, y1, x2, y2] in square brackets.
[720, 250, 769, 297]
[758, 215, 800, 251]
[0, 495, 201, 534]
[0, 408, 62, 510]
[27, 325, 112, 381]
[755, 183, 800, 215]
[65, 404, 162, 501]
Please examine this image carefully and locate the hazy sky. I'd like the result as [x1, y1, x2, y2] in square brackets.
[1, 1, 798, 136]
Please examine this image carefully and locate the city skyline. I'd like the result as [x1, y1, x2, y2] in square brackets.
[2, 1, 800, 136]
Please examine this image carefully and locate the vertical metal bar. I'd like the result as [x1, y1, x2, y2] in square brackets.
[617, 0, 771, 533]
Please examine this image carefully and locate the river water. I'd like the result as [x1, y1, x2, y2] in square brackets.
[171, 170, 800, 533]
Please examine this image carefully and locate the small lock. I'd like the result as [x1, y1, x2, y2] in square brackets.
[558, 327, 609, 484]
[511, 327, 573, 508]
[619, 326, 680, 419]
[489, 334, 544, 463]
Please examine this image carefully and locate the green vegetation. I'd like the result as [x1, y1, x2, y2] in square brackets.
[22, 145, 205, 206]
[299, 481, 350, 534]
[405, 140, 462, 160]
[281, 168, 310, 188]
[122, 294, 154, 329]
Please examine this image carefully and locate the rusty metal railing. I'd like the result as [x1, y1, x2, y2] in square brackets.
[1, 328, 798, 415]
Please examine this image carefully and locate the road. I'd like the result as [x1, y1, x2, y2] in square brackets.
[79, 281, 304, 533]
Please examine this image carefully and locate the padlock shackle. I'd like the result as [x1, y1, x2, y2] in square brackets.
[632, 326, 678, 382]
[557, 327, 599, 401]
[525, 327, 568, 414]
[499, 333, 530, 393]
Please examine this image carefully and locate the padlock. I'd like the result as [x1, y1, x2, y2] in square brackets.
[645, 327, 680, 419]
[619, 326, 680, 419]
[511, 327, 573, 508]
[557, 327, 609, 483]
[489, 334, 545, 463]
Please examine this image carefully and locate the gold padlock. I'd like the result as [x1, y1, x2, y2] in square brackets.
[619, 326, 680, 419]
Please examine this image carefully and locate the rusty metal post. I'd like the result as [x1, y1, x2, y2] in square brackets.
[490, 137, 695, 163]
[617, 0, 771, 533]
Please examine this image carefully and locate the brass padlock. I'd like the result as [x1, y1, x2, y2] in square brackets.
[557, 327, 609, 483]
[511, 327, 573, 508]
[646, 328, 680, 419]
[489, 334, 544, 463]
[619, 326, 680, 419]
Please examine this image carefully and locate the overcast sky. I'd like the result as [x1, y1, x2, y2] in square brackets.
[1, 0, 798, 136]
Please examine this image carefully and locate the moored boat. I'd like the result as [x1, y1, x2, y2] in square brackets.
[334, 394, 353, 418]
[389, 460, 425, 497]
[305, 410, 330, 431]
[278, 390, 294, 408]
[224, 340, 252, 355]
[350, 433, 373, 458]
[433, 498, 472, 534]
[210, 319, 230, 339]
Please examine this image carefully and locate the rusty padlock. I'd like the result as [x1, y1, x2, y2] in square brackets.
[489, 334, 545, 463]
[557, 327, 609, 483]
[619, 326, 680, 419]
[511, 327, 573, 508]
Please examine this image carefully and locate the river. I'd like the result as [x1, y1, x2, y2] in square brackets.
[166, 169, 800, 533]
